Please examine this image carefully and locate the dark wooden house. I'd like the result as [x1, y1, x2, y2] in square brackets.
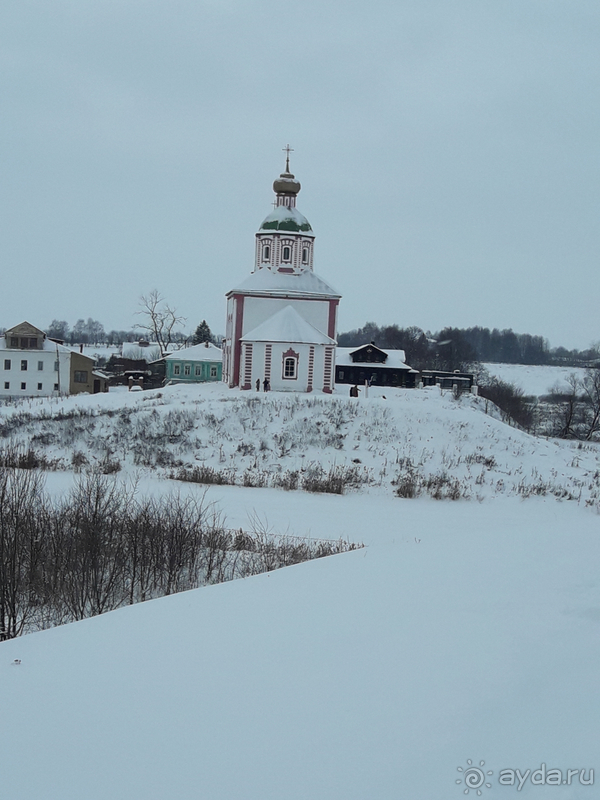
[335, 344, 418, 388]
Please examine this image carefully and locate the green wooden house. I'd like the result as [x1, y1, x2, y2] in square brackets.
[164, 342, 222, 383]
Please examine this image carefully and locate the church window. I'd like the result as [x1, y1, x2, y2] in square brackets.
[21, 360, 27, 371]
[282, 245, 291, 261]
[38, 361, 44, 371]
[4, 382, 9, 390]
[37, 383, 42, 391]
[302, 248, 308, 264]
[283, 357, 297, 379]
[21, 382, 26, 390]
[184, 364, 191, 376]
[263, 245, 270, 261]
[4, 360, 10, 370]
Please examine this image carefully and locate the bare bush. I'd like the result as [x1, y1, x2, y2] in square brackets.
[173, 465, 236, 486]
[0, 471, 364, 638]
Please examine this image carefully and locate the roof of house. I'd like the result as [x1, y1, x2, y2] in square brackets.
[4, 321, 46, 338]
[241, 305, 335, 346]
[228, 268, 340, 299]
[164, 342, 223, 362]
[336, 347, 417, 372]
[0, 336, 92, 359]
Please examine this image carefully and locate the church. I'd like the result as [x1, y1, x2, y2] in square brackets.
[223, 152, 341, 393]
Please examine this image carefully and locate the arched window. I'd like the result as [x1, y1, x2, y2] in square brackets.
[282, 245, 291, 262]
[302, 247, 309, 264]
[262, 244, 270, 261]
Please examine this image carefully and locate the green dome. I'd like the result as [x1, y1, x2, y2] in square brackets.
[259, 205, 313, 234]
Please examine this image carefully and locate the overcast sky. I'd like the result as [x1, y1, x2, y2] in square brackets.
[1, 0, 598, 349]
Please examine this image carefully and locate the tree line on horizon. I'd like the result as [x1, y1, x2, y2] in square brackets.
[338, 322, 599, 370]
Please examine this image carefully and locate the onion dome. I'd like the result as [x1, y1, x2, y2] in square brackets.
[273, 170, 301, 196]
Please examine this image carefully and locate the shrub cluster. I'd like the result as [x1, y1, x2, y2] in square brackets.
[0, 470, 362, 639]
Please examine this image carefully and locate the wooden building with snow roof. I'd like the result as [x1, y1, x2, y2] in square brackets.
[335, 344, 419, 388]
[223, 153, 341, 393]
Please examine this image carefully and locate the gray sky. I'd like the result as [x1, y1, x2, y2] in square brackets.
[1, 0, 598, 349]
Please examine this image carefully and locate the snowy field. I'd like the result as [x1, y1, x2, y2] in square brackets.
[483, 362, 588, 397]
[1, 383, 600, 799]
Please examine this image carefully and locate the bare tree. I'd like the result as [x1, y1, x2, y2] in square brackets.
[582, 368, 600, 441]
[136, 290, 186, 356]
[550, 374, 582, 439]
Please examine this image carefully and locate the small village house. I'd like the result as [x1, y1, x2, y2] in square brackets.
[164, 341, 223, 384]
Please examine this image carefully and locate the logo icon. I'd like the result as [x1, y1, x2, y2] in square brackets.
[456, 760, 493, 795]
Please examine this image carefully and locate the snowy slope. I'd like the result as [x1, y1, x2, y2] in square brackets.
[2, 382, 600, 508]
[1, 496, 599, 800]
[1, 384, 600, 799]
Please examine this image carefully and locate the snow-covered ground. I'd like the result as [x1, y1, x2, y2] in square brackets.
[1, 383, 600, 799]
[483, 362, 588, 396]
[2, 382, 599, 506]
[1, 496, 599, 800]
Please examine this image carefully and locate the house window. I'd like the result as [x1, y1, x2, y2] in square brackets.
[210, 365, 217, 378]
[195, 365, 202, 376]
[20, 382, 26, 390]
[37, 383, 42, 391]
[282, 245, 291, 261]
[21, 360, 27, 371]
[184, 364, 191, 376]
[283, 357, 297, 379]
[263, 245, 270, 261]
[173, 364, 180, 375]
[38, 361, 44, 371]
[4, 360, 10, 370]
[4, 382, 9, 390]
[74, 370, 88, 383]
[302, 247, 309, 264]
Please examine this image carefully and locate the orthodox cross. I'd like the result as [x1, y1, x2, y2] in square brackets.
[282, 143, 294, 172]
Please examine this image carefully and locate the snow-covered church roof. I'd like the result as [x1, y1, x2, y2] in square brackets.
[228, 268, 340, 299]
[258, 205, 314, 235]
[241, 306, 335, 346]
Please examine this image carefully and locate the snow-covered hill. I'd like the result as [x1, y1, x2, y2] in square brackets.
[2, 382, 600, 507]
[1, 383, 600, 799]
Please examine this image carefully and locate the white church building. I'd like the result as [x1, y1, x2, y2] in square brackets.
[223, 155, 341, 393]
